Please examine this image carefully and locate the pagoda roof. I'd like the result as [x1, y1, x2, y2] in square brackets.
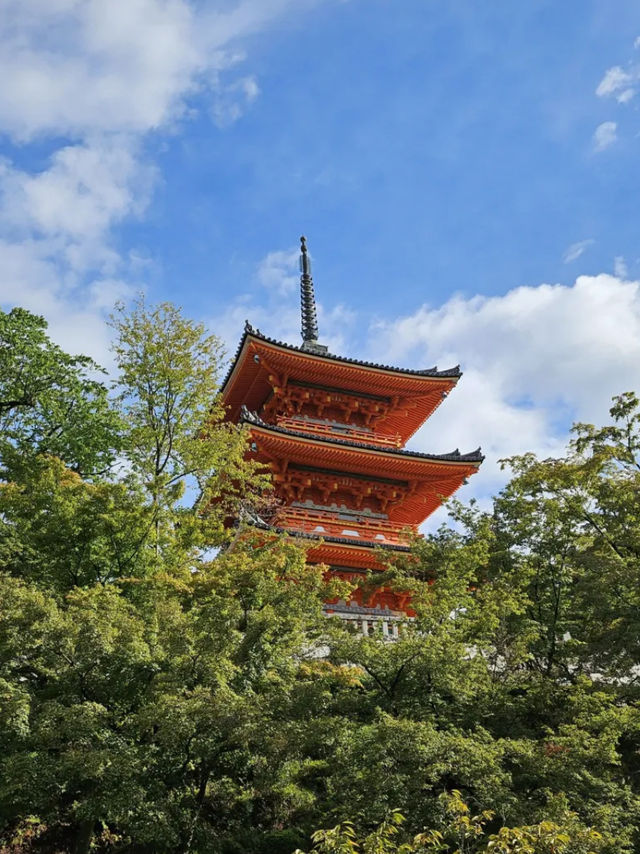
[222, 322, 461, 389]
[302, 535, 408, 571]
[246, 516, 409, 570]
[222, 326, 462, 442]
[240, 407, 483, 464]
[241, 408, 482, 526]
[254, 518, 410, 553]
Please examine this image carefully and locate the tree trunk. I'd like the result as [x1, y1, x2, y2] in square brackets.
[74, 820, 94, 854]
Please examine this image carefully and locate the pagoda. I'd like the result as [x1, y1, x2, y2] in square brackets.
[221, 237, 483, 634]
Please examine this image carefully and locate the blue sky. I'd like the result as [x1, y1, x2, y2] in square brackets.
[2, 0, 640, 514]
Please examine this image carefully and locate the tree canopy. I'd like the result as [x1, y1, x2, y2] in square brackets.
[0, 307, 121, 479]
[2, 304, 640, 853]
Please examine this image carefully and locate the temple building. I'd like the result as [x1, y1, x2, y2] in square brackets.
[221, 237, 483, 634]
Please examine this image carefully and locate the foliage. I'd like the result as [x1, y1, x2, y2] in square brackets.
[295, 794, 605, 853]
[0, 537, 335, 853]
[2, 302, 640, 853]
[110, 297, 267, 511]
[0, 455, 153, 592]
[0, 307, 121, 478]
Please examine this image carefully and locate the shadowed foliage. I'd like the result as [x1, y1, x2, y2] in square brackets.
[1, 304, 640, 853]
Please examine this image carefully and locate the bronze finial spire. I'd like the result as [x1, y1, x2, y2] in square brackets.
[299, 236, 327, 353]
[300, 236, 319, 343]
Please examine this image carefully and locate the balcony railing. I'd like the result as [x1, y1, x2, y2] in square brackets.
[275, 416, 402, 448]
[276, 507, 410, 545]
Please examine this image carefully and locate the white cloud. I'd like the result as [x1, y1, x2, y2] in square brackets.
[373, 274, 640, 510]
[562, 239, 594, 263]
[596, 45, 640, 114]
[0, 0, 324, 363]
[614, 256, 628, 278]
[0, 0, 201, 141]
[0, 0, 295, 142]
[0, 0, 318, 142]
[617, 88, 635, 104]
[256, 247, 301, 295]
[596, 66, 634, 100]
[0, 237, 125, 365]
[0, 135, 154, 363]
[0, 138, 154, 247]
[593, 44, 640, 148]
[212, 75, 261, 126]
[593, 121, 617, 151]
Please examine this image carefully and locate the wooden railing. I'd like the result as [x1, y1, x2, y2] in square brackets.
[276, 416, 402, 448]
[276, 507, 410, 545]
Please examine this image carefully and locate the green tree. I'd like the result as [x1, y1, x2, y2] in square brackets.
[491, 392, 640, 682]
[4, 299, 640, 854]
[296, 794, 605, 854]
[0, 455, 152, 592]
[0, 536, 338, 852]
[0, 299, 328, 852]
[110, 298, 268, 553]
[0, 299, 269, 595]
[0, 307, 121, 478]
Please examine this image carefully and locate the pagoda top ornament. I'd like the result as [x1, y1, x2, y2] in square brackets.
[221, 235, 470, 441]
[299, 236, 328, 355]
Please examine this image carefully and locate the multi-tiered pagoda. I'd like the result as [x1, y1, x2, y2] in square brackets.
[221, 237, 482, 634]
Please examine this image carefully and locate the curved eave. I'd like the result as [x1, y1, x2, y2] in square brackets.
[274, 525, 410, 553]
[222, 325, 461, 390]
[221, 330, 461, 440]
[307, 542, 404, 571]
[244, 518, 409, 569]
[244, 415, 482, 526]
[242, 410, 484, 466]
[275, 525, 410, 570]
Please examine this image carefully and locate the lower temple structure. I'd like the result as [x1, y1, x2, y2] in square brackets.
[221, 237, 483, 627]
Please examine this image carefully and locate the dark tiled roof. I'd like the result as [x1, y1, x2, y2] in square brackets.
[241, 406, 484, 464]
[221, 321, 462, 392]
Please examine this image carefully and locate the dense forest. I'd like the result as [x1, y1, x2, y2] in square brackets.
[2, 302, 640, 853]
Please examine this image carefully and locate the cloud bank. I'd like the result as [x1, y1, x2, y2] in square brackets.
[218, 250, 640, 522]
[0, 0, 318, 362]
[372, 274, 640, 510]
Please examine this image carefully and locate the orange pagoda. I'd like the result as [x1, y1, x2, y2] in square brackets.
[221, 237, 483, 634]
